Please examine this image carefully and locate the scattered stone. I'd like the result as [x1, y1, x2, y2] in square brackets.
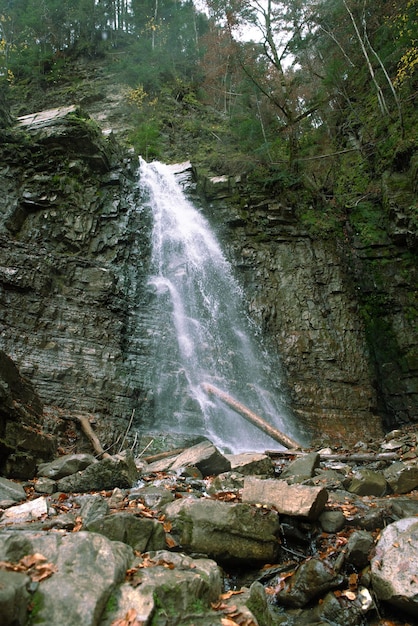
[280, 451, 320, 483]
[56, 451, 138, 492]
[38, 453, 97, 480]
[0, 477, 27, 507]
[319, 510, 346, 533]
[206, 471, 245, 495]
[225, 452, 275, 476]
[384, 461, 418, 494]
[274, 558, 344, 608]
[34, 476, 56, 495]
[165, 498, 281, 562]
[345, 530, 374, 568]
[0, 496, 49, 525]
[0, 569, 31, 626]
[303, 586, 374, 625]
[75, 493, 109, 526]
[242, 476, 328, 520]
[169, 440, 231, 477]
[348, 469, 387, 496]
[371, 517, 418, 617]
[86, 512, 166, 552]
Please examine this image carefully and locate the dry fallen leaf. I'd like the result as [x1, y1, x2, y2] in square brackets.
[111, 607, 144, 626]
[165, 535, 177, 548]
[220, 618, 239, 626]
[341, 590, 357, 601]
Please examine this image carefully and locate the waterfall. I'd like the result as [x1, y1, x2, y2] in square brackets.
[139, 158, 301, 453]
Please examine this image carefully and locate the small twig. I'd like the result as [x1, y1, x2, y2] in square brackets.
[137, 439, 154, 458]
[131, 431, 138, 452]
[101, 434, 122, 456]
[118, 408, 135, 453]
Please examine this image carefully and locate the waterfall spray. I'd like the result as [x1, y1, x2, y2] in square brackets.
[139, 158, 302, 453]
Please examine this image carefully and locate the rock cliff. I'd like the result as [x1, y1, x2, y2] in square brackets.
[0, 94, 416, 451]
[0, 106, 153, 454]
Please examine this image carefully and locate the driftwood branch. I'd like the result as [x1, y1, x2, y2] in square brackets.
[73, 414, 111, 459]
[201, 383, 301, 450]
[265, 450, 399, 462]
[143, 446, 187, 464]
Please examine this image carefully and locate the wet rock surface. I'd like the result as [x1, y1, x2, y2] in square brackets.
[0, 429, 417, 625]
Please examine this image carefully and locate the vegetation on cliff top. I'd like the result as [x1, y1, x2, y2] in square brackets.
[0, 0, 416, 234]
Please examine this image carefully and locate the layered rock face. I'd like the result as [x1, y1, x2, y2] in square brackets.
[0, 107, 153, 443]
[199, 171, 417, 444]
[0, 102, 416, 448]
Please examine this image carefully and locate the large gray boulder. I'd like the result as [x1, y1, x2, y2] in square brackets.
[38, 454, 97, 479]
[0, 530, 133, 626]
[371, 517, 418, 618]
[242, 476, 328, 520]
[102, 550, 222, 625]
[146, 440, 231, 477]
[0, 477, 27, 507]
[56, 451, 138, 492]
[164, 498, 280, 563]
[86, 512, 166, 552]
[0, 569, 31, 626]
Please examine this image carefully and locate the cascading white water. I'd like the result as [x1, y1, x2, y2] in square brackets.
[139, 157, 301, 453]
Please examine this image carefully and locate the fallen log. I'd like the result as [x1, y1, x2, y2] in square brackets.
[265, 450, 399, 462]
[201, 382, 301, 450]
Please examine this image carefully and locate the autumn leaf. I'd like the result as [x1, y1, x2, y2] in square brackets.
[220, 590, 244, 600]
[163, 520, 172, 532]
[165, 535, 177, 548]
[111, 607, 144, 626]
[348, 572, 358, 590]
[341, 590, 357, 601]
[32, 563, 58, 582]
[20, 553, 47, 569]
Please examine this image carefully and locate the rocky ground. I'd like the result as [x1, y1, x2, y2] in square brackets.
[1, 408, 418, 625]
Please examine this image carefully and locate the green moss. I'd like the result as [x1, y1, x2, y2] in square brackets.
[299, 204, 342, 237]
[28, 590, 44, 624]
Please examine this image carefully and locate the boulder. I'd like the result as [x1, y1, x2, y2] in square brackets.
[38, 454, 97, 480]
[0, 496, 49, 526]
[242, 476, 328, 520]
[279, 451, 320, 483]
[0, 569, 31, 626]
[0, 530, 133, 626]
[169, 440, 231, 477]
[0, 477, 27, 507]
[225, 452, 275, 476]
[319, 510, 346, 533]
[371, 517, 418, 617]
[128, 484, 175, 509]
[164, 498, 280, 563]
[86, 512, 166, 552]
[56, 451, 138, 492]
[274, 558, 344, 608]
[384, 461, 418, 494]
[345, 530, 375, 568]
[102, 550, 222, 626]
[348, 469, 387, 497]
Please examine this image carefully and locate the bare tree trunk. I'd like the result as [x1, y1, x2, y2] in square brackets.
[342, 0, 389, 115]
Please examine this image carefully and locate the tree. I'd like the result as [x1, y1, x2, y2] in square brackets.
[204, 0, 326, 169]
